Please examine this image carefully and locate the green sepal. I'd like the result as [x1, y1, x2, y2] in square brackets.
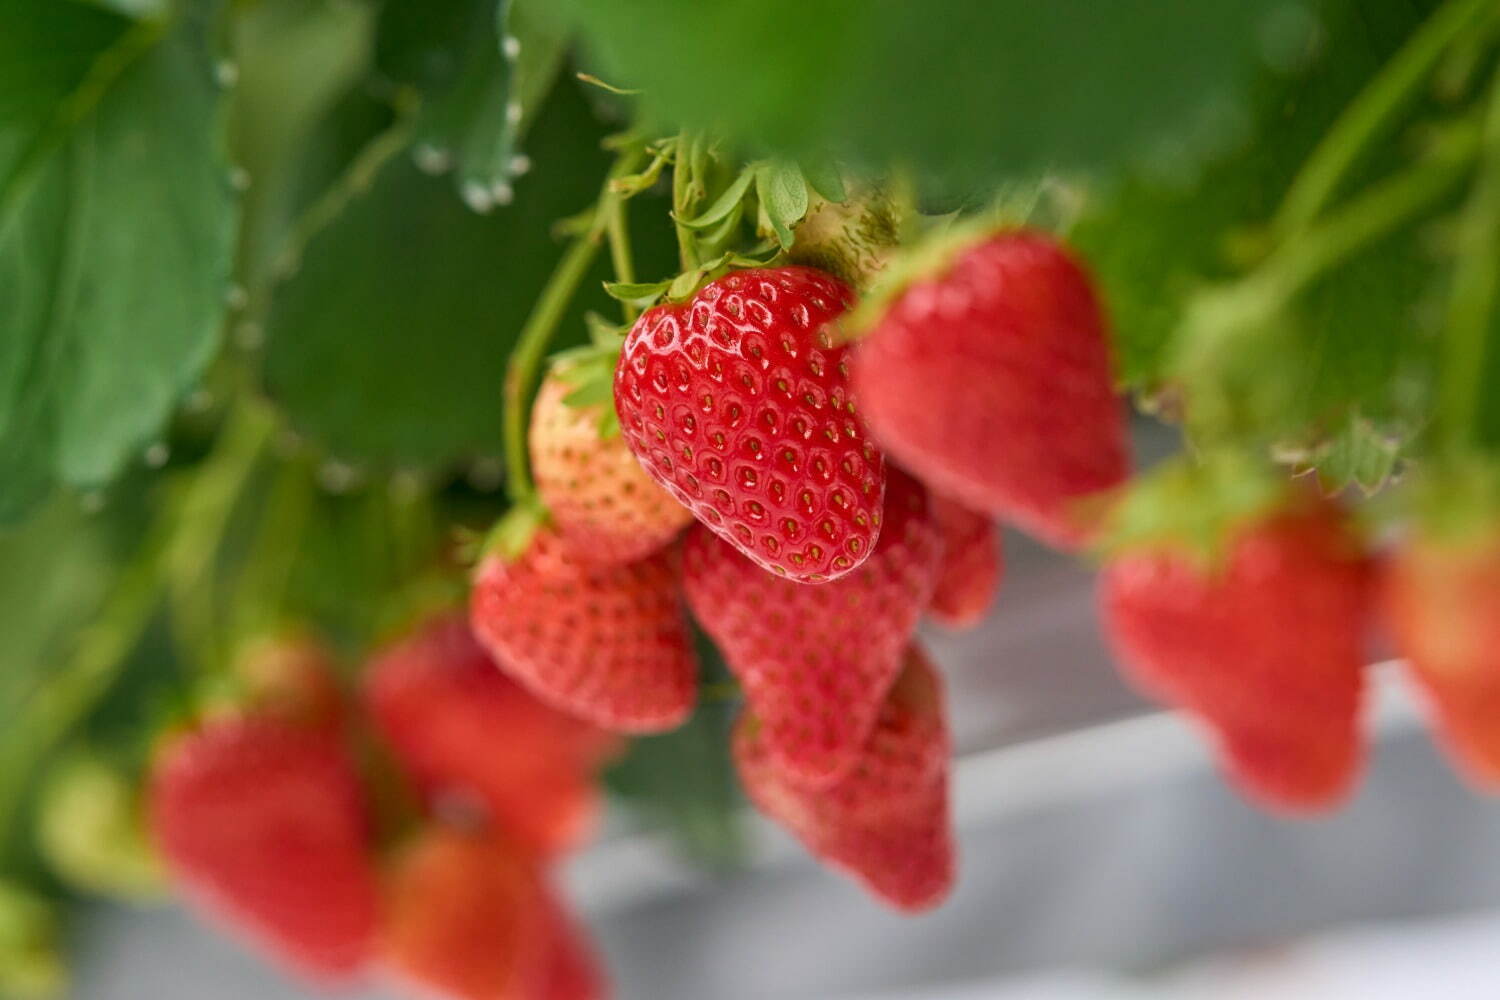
[676, 168, 756, 229]
[562, 377, 613, 408]
[799, 156, 848, 203]
[604, 280, 673, 307]
[755, 160, 810, 249]
[1093, 452, 1289, 570]
[480, 496, 548, 562]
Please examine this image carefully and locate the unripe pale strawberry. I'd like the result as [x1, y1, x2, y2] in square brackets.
[615, 266, 887, 583]
[853, 230, 1128, 548]
[532, 364, 692, 565]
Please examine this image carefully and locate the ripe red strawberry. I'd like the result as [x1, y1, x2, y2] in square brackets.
[1099, 490, 1371, 812]
[685, 467, 942, 785]
[1383, 528, 1500, 785]
[470, 529, 697, 733]
[928, 494, 1002, 629]
[614, 266, 887, 583]
[853, 230, 1128, 548]
[382, 828, 551, 1000]
[234, 633, 345, 732]
[734, 645, 955, 912]
[536, 897, 608, 1000]
[532, 363, 693, 565]
[149, 717, 379, 981]
[364, 613, 620, 855]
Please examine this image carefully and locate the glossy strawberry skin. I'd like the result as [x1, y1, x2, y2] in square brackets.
[149, 717, 379, 982]
[382, 829, 550, 1000]
[1384, 532, 1500, 786]
[532, 367, 693, 565]
[685, 468, 942, 786]
[364, 613, 619, 855]
[614, 266, 887, 583]
[1099, 499, 1372, 812]
[928, 495, 1001, 629]
[853, 231, 1128, 548]
[734, 645, 955, 912]
[470, 530, 697, 733]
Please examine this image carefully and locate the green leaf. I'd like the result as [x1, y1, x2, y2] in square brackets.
[376, 0, 569, 211]
[0, 1, 236, 522]
[261, 80, 615, 466]
[755, 160, 809, 249]
[799, 156, 847, 203]
[552, 0, 1283, 193]
[604, 279, 672, 306]
[676, 167, 755, 228]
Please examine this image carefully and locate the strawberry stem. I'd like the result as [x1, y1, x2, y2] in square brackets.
[1271, 0, 1495, 239]
[501, 148, 646, 505]
[1436, 65, 1500, 453]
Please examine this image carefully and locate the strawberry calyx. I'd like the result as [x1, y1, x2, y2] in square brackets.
[481, 498, 549, 565]
[1093, 452, 1289, 571]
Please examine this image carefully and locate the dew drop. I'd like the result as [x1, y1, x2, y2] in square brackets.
[214, 60, 238, 87]
[502, 35, 522, 60]
[224, 284, 248, 310]
[462, 181, 495, 213]
[509, 154, 532, 176]
[414, 144, 453, 175]
[143, 442, 170, 468]
[490, 180, 514, 206]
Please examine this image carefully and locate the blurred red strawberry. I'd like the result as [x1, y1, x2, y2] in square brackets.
[1100, 482, 1371, 812]
[382, 828, 550, 1000]
[685, 468, 942, 786]
[470, 528, 697, 733]
[927, 494, 1001, 629]
[1384, 526, 1500, 786]
[364, 613, 620, 855]
[149, 716, 379, 982]
[853, 230, 1128, 548]
[234, 633, 345, 732]
[735, 645, 955, 912]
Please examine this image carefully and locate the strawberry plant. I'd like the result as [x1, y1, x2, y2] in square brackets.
[3, 0, 1500, 996]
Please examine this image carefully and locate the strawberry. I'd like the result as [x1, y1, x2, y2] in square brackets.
[470, 528, 697, 733]
[852, 230, 1128, 548]
[928, 494, 1001, 629]
[1383, 526, 1500, 786]
[614, 266, 887, 583]
[734, 645, 955, 912]
[536, 897, 608, 1000]
[364, 613, 620, 855]
[382, 828, 551, 1000]
[1099, 477, 1371, 813]
[685, 467, 942, 785]
[532, 363, 693, 565]
[148, 716, 379, 981]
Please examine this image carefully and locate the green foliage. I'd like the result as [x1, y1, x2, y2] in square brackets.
[0, 0, 236, 522]
[552, 0, 1276, 192]
[261, 79, 614, 466]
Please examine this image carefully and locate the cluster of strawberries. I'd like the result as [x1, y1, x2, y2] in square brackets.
[147, 226, 1500, 997]
[149, 619, 612, 999]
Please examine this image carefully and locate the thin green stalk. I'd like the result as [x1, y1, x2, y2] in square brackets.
[672, 130, 701, 270]
[1253, 129, 1478, 308]
[606, 193, 638, 323]
[501, 149, 646, 503]
[0, 401, 272, 834]
[1437, 67, 1500, 451]
[1273, 0, 1495, 238]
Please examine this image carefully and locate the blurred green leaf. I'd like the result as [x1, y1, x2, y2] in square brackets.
[554, 0, 1280, 193]
[0, 0, 235, 521]
[262, 79, 613, 467]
